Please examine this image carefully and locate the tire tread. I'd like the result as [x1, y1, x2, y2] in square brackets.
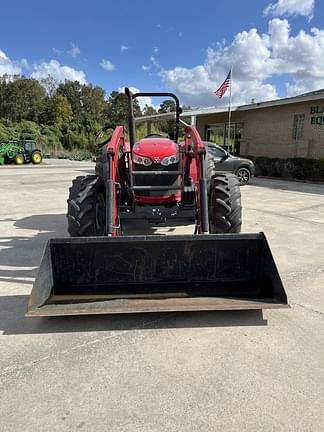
[67, 175, 105, 237]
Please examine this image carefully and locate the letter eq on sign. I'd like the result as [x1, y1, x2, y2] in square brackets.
[310, 106, 324, 125]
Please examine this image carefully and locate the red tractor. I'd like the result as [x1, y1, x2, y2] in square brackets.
[27, 89, 288, 317]
[67, 89, 241, 237]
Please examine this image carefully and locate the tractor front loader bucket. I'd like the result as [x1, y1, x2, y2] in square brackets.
[27, 233, 288, 317]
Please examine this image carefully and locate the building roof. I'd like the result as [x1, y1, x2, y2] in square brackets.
[187, 88, 324, 117]
[135, 89, 324, 123]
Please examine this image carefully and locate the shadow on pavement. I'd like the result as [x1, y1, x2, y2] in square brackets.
[0, 212, 194, 283]
[0, 214, 66, 282]
[0, 294, 267, 335]
[250, 177, 324, 195]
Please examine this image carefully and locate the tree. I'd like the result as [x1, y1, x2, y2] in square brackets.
[39, 75, 58, 97]
[106, 90, 141, 128]
[81, 84, 106, 124]
[0, 76, 46, 122]
[80, 84, 107, 143]
[158, 99, 176, 114]
[143, 104, 157, 116]
[52, 95, 73, 124]
[55, 81, 108, 144]
[56, 80, 83, 123]
[157, 99, 176, 135]
[182, 104, 192, 112]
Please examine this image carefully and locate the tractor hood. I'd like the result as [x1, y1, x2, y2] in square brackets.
[133, 138, 178, 158]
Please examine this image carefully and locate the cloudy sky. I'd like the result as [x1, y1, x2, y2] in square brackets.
[0, 0, 323, 107]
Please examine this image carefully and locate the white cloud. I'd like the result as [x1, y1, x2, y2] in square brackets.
[31, 59, 87, 83]
[142, 47, 161, 73]
[120, 45, 129, 52]
[20, 58, 30, 70]
[264, 0, 314, 20]
[100, 59, 115, 71]
[141, 65, 150, 71]
[53, 44, 80, 58]
[150, 55, 160, 69]
[67, 42, 81, 58]
[162, 18, 324, 106]
[0, 49, 22, 76]
[0, 50, 86, 84]
[52, 47, 63, 55]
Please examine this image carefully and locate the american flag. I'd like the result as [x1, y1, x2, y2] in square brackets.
[214, 70, 231, 98]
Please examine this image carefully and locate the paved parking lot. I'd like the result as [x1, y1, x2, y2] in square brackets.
[0, 160, 324, 431]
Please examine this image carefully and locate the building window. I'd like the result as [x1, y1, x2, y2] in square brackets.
[205, 123, 225, 145]
[293, 114, 305, 140]
[205, 122, 244, 155]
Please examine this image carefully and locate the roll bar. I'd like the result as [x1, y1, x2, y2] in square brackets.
[125, 87, 181, 148]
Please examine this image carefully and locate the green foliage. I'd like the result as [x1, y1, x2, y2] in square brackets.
[56, 80, 83, 122]
[0, 75, 190, 156]
[52, 95, 73, 124]
[158, 100, 176, 113]
[0, 76, 46, 122]
[55, 149, 93, 161]
[106, 90, 141, 127]
[18, 120, 42, 140]
[156, 99, 177, 135]
[136, 123, 166, 140]
[0, 122, 10, 141]
[243, 156, 324, 181]
[142, 105, 157, 116]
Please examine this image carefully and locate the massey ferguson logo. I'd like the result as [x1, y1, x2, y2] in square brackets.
[153, 157, 160, 164]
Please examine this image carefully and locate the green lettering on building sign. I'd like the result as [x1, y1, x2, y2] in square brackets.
[310, 106, 324, 114]
[310, 107, 324, 124]
[310, 115, 324, 125]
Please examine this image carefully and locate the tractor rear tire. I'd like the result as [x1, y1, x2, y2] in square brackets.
[67, 175, 106, 237]
[208, 170, 242, 233]
[31, 151, 43, 164]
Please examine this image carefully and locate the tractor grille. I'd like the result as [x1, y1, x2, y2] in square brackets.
[133, 162, 181, 197]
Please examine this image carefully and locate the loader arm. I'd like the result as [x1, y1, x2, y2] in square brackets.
[184, 125, 209, 234]
[104, 126, 126, 236]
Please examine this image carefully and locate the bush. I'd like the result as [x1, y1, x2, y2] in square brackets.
[55, 149, 93, 161]
[242, 156, 324, 181]
[0, 119, 95, 154]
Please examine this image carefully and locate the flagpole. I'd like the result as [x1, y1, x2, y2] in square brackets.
[227, 66, 233, 152]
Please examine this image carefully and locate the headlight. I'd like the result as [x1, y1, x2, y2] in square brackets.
[161, 154, 179, 166]
[133, 154, 152, 166]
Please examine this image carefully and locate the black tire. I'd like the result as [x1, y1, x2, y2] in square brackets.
[236, 167, 251, 185]
[67, 175, 106, 237]
[31, 151, 43, 164]
[14, 154, 25, 165]
[206, 157, 242, 233]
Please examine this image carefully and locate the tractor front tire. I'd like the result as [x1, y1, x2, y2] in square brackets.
[14, 154, 25, 165]
[67, 175, 106, 237]
[208, 171, 242, 233]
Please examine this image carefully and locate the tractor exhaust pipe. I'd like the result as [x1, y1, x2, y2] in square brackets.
[125, 87, 137, 151]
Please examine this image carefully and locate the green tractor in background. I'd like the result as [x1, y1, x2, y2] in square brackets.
[0, 140, 43, 166]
